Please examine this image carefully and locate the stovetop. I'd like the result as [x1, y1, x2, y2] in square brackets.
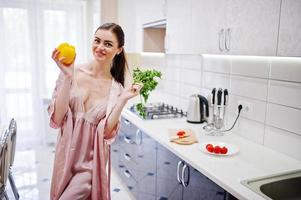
[129, 102, 186, 120]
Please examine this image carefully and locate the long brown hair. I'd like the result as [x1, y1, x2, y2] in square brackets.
[95, 23, 128, 86]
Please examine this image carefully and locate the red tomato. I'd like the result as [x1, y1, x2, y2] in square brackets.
[220, 146, 228, 154]
[206, 144, 214, 152]
[177, 131, 185, 136]
[214, 145, 221, 154]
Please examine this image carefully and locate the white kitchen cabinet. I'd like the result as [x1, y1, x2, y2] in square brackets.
[277, 0, 301, 57]
[191, 0, 280, 56]
[191, 0, 227, 54]
[227, 0, 280, 56]
[165, 0, 193, 54]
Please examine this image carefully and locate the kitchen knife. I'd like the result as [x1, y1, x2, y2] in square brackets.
[216, 88, 223, 123]
[212, 88, 216, 105]
[217, 88, 223, 106]
[223, 89, 228, 106]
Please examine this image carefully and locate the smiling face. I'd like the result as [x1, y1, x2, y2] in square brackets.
[92, 29, 122, 63]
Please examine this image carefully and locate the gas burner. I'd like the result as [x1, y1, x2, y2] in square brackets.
[129, 102, 186, 120]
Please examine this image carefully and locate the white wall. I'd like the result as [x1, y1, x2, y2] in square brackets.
[141, 54, 301, 161]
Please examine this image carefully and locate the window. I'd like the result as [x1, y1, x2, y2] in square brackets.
[0, 0, 87, 144]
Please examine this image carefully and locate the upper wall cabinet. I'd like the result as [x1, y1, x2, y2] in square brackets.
[191, 0, 227, 54]
[165, 0, 193, 54]
[191, 0, 280, 56]
[227, 0, 280, 56]
[277, 0, 301, 57]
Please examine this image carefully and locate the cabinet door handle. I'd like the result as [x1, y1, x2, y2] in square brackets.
[181, 164, 190, 187]
[124, 136, 133, 144]
[123, 119, 131, 126]
[225, 28, 230, 52]
[218, 29, 224, 52]
[177, 161, 184, 184]
[124, 153, 132, 161]
[124, 169, 131, 178]
[135, 129, 142, 145]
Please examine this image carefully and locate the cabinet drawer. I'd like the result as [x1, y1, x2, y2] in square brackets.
[119, 139, 156, 173]
[117, 160, 146, 185]
[120, 117, 137, 134]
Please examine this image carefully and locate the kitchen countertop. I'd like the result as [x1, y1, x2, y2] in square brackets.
[121, 106, 301, 200]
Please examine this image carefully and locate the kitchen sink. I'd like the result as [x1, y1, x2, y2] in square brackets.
[241, 169, 301, 200]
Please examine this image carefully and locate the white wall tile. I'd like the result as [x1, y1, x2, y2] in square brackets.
[166, 54, 182, 68]
[179, 68, 201, 86]
[161, 93, 180, 108]
[202, 55, 231, 73]
[266, 103, 301, 136]
[140, 53, 165, 68]
[163, 80, 180, 96]
[227, 94, 266, 123]
[270, 57, 301, 82]
[231, 56, 270, 78]
[181, 55, 202, 69]
[179, 98, 189, 111]
[230, 75, 268, 101]
[179, 84, 201, 99]
[163, 66, 180, 81]
[203, 72, 231, 90]
[265, 126, 301, 161]
[231, 116, 265, 145]
[268, 80, 301, 109]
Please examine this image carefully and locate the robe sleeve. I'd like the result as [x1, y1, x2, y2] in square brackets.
[104, 121, 120, 145]
[47, 72, 72, 129]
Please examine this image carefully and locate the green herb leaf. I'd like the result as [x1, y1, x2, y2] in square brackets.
[133, 68, 162, 118]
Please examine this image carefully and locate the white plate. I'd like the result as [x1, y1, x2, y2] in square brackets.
[199, 141, 239, 156]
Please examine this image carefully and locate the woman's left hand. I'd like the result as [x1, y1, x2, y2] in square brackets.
[119, 83, 143, 101]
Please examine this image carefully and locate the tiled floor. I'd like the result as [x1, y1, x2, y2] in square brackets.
[5, 143, 134, 200]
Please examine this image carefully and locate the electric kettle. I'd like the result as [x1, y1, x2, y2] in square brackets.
[186, 94, 209, 123]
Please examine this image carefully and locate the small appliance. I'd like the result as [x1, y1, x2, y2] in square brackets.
[186, 94, 209, 123]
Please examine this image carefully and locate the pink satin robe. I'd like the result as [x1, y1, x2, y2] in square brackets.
[48, 72, 123, 200]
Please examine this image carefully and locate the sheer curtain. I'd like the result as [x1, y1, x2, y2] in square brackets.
[0, 0, 99, 146]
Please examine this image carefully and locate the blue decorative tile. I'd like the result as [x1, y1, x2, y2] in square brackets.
[113, 149, 118, 152]
[118, 165, 125, 168]
[159, 197, 168, 200]
[127, 186, 133, 190]
[147, 172, 155, 176]
[113, 188, 121, 192]
[138, 155, 143, 158]
[164, 161, 170, 165]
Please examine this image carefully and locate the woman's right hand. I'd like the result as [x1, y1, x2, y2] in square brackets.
[51, 48, 75, 78]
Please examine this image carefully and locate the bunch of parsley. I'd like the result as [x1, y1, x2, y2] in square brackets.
[133, 68, 162, 118]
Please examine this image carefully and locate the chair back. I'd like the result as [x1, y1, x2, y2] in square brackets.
[8, 119, 17, 166]
[0, 129, 11, 187]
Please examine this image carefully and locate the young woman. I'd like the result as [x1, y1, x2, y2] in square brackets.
[48, 23, 142, 200]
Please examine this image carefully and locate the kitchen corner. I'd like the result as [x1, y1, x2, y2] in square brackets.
[120, 99, 301, 200]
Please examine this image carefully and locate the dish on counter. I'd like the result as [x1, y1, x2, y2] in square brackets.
[199, 141, 239, 156]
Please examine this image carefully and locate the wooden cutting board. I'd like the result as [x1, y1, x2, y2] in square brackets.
[168, 129, 198, 145]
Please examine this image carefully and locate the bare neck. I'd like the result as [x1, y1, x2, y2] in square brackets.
[88, 60, 112, 80]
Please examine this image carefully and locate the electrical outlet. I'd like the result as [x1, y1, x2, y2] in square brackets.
[237, 100, 253, 117]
